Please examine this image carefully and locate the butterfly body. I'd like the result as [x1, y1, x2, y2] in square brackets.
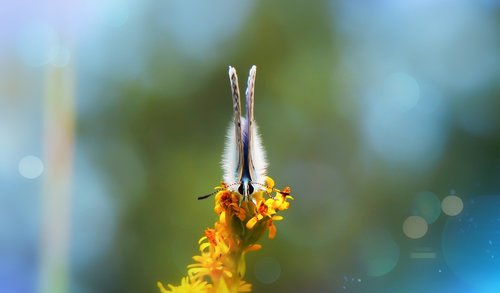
[221, 66, 267, 202]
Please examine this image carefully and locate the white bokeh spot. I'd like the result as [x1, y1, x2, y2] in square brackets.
[18, 155, 44, 179]
[403, 216, 428, 239]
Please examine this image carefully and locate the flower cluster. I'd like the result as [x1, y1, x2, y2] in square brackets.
[158, 176, 292, 293]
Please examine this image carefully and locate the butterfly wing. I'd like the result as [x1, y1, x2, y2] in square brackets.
[246, 66, 256, 182]
[245, 66, 268, 188]
[222, 66, 244, 188]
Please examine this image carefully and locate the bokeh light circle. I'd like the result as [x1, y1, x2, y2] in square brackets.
[254, 257, 281, 284]
[18, 156, 44, 179]
[16, 22, 59, 67]
[357, 229, 400, 277]
[442, 195, 500, 291]
[441, 195, 464, 216]
[361, 81, 446, 171]
[383, 72, 420, 112]
[412, 191, 441, 224]
[403, 216, 428, 239]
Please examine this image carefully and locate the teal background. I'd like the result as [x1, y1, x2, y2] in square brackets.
[2, 1, 500, 292]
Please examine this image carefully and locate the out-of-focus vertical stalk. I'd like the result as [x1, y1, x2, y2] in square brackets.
[39, 43, 75, 293]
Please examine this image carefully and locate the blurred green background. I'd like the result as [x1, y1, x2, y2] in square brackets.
[2, 0, 500, 292]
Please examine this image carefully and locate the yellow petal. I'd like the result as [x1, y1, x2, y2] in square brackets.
[277, 202, 290, 211]
[265, 198, 275, 206]
[215, 276, 230, 293]
[157, 282, 168, 293]
[214, 193, 221, 203]
[199, 242, 210, 251]
[238, 254, 246, 278]
[264, 176, 275, 190]
[272, 215, 283, 221]
[219, 211, 226, 225]
[223, 269, 233, 278]
[246, 217, 258, 229]
[239, 280, 252, 292]
[271, 199, 283, 210]
[192, 255, 204, 262]
[187, 267, 209, 275]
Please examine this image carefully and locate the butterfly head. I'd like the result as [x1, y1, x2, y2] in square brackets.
[237, 179, 255, 201]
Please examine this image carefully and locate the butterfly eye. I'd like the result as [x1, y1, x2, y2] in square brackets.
[248, 184, 254, 195]
[238, 184, 244, 195]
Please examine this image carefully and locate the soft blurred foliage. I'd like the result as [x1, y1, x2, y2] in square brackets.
[2, 0, 500, 292]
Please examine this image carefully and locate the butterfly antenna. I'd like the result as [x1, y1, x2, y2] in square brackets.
[197, 192, 217, 200]
[224, 182, 241, 189]
[197, 182, 241, 200]
[251, 181, 290, 196]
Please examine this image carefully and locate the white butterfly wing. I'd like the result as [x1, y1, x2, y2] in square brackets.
[245, 66, 268, 188]
[222, 67, 244, 189]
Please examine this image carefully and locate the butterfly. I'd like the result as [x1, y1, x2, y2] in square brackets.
[198, 65, 268, 203]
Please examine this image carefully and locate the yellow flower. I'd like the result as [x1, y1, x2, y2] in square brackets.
[245, 185, 292, 239]
[157, 276, 211, 293]
[214, 190, 246, 223]
[188, 228, 234, 281]
[198, 226, 230, 257]
[188, 251, 232, 280]
[237, 280, 252, 292]
[263, 176, 276, 194]
[159, 177, 292, 292]
[245, 198, 276, 229]
[271, 187, 294, 211]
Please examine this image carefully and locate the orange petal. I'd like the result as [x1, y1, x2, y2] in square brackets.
[245, 244, 262, 252]
[236, 210, 246, 221]
[268, 223, 277, 239]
